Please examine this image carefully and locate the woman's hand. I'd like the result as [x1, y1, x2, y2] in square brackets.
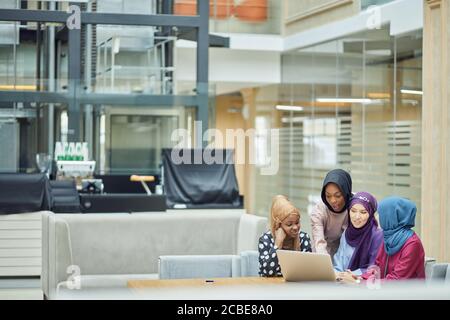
[274, 227, 286, 248]
[336, 270, 360, 284]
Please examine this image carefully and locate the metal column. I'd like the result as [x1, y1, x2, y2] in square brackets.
[84, 0, 93, 159]
[68, 24, 81, 142]
[196, 0, 209, 148]
[48, 0, 56, 156]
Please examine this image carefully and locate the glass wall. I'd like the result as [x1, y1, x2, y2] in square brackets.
[0, 1, 212, 175]
[253, 26, 423, 236]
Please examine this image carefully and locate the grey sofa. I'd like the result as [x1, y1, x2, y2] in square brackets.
[41, 211, 267, 299]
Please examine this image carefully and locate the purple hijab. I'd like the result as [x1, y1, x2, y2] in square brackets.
[345, 192, 379, 271]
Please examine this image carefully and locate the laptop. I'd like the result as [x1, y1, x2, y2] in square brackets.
[277, 250, 336, 282]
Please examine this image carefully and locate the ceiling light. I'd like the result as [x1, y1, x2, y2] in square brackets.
[276, 105, 304, 112]
[0, 85, 37, 91]
[316, 98, 372, 104]
[400, 89, 423, 95]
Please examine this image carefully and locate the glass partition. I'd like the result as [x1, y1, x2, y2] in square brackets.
[254, 26, 423, 235]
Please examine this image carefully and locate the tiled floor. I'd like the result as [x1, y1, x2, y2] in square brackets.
[0, 278, 43, 300]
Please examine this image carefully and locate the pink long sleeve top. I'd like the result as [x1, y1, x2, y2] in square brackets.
[362, 233, 425, 280]
[310, 200, 348, 257]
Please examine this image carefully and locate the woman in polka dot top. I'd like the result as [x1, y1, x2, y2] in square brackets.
[258, 195, 312, 277]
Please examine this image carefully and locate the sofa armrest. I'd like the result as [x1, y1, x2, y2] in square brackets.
[42, 212, 73, 299]
[237, 213, 268, 253]
[41, 211, 53, 298]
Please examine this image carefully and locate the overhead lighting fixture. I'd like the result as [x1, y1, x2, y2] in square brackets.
[400, 89, 423, 95]
[276, 105, 304, 112]
[368, 92, 391, 99]
[316, 98, 372, 104]
[0, 85, 37, 91]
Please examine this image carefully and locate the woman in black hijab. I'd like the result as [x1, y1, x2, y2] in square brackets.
[310, 169, 353, 257]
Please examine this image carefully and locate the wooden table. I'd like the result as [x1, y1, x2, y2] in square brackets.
[128, 277, 284, 290]
[125, 276, 448, 300]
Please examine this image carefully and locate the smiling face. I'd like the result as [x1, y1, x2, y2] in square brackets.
[325, 183, 346, 212]
[350, 203, 370, 229]
[280, 213, 300, 239]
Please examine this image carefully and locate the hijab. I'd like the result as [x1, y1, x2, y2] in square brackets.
[345, 192, 378, 270]
[270, 195, 301, 251]
[321, 169, 352, 214]
[378, 196, 416, 256]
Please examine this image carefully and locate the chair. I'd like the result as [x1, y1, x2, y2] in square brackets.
[0, 173, 51, 214]
[424, 256, 436, 279]
[446, 264, 450, 283]
[130, 175, 155, 195]
[429, 263, 449, 281]
[158, 255, 241, 279]
[49, 180, 81, 213]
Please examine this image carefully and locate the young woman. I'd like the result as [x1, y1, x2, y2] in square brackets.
[310, 169, 352, 257]
[333, 192, 383, 276]
[338, 196, 425, 283]
[258, 195, 312, 277]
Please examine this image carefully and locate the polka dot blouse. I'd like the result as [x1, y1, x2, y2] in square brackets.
[258, 230, 312, 277]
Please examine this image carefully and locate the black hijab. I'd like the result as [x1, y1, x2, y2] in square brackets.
[320, 169, 352, 213]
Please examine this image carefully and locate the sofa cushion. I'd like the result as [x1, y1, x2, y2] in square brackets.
[158, 255, 240, 279]
[240, 250, 259, 277]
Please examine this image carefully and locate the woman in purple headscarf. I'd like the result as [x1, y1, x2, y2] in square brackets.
[333, 191, 383, 277]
